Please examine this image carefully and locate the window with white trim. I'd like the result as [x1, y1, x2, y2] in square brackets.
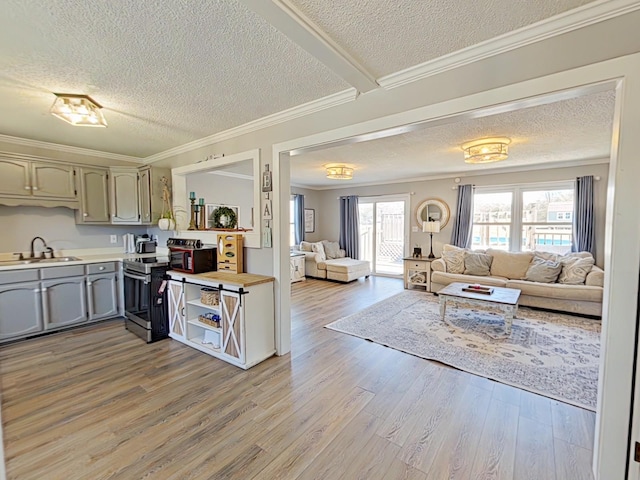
[471, 183, 574, 254]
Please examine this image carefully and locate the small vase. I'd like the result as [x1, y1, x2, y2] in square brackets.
[158, 218, 175, 231]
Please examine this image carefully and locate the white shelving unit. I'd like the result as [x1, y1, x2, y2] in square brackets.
[167, 271, 275, 369]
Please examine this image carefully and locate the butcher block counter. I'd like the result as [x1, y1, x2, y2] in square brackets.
[166, 270, 275, 369]
[168, 270, 274, 288]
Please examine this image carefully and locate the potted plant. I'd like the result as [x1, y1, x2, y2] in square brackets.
[158, 210, 176, 231]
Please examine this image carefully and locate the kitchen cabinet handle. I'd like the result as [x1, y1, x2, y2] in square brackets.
[24, 186, 31, 190]
[41, 287, 47, 292]
[83, 213, 88, 217]
[99, 266, 105, 271]
[181, 307, 185, 317]
[32, 186, 39, 190]
[87, 281, 92, 286]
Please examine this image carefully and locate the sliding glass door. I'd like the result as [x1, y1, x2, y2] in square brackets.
[358, 195, 409, 276]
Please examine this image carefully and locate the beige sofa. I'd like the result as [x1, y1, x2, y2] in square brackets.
[293, 240, 371, 282]
[431, 245, 604, 317]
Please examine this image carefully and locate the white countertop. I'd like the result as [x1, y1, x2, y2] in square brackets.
[0, 248, 168, 272]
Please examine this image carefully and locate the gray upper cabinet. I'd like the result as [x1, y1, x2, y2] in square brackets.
[0, 281, 43, 340]
[0, 158, 76, 199]
[108, 166, 169, 225]
[0, 156, 79, 209]
[0, 159, 30, 196]
[41, 276, 88, 330]
[77, 167, 110, 223]
[30, 162, 76, 199]
[139, 167, 152, 224]
[110, 168, 140, 224]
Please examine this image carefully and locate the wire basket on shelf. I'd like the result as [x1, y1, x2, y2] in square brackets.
[200, 288, 219, 306]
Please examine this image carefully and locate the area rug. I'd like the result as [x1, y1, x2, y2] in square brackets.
[325, 291, 600, 410]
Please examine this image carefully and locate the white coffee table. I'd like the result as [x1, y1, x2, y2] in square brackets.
[438, 282, 521, 338]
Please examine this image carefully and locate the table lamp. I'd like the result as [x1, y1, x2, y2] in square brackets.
[423, 220, 441, 259]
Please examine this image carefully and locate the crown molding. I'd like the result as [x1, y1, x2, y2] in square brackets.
[0, 133, 143, 163]
[378, 0, 640, 90]
[299, 158, 609, 190]
[206, 170, 253, 181]
[144, 88, 358, 165]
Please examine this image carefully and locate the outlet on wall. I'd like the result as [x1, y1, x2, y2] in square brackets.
[110, 235, 118, 244]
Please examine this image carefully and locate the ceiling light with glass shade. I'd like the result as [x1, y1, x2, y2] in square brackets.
[461, 137, 510, 164]
[50, 94, 107, 127]
[325, 164, 354, 180]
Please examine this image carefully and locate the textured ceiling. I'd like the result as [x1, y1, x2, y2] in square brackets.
[0, 0, 617, 164]
[291, 0, 595, 77]
[0, 1, 348, 157]
[290, 90, 615, 188]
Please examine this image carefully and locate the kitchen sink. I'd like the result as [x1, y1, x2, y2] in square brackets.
[0, 256, 81, 266]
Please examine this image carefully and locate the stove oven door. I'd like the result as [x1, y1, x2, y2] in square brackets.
[123, 270, 151, 332]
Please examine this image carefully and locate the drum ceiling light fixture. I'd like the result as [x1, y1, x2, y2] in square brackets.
[50, 93, 107, 127]
[325, 164, 354, 180]
[461, 137, 511, 164]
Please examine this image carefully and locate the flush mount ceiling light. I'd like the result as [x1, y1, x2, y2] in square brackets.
[325, 164, 354, 180]
[50, 93, 107, 127]
[461, 137, 511, 164]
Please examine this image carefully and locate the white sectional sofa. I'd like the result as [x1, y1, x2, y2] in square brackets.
[292, 240, 371, 282]
[430, 244, 604, 317]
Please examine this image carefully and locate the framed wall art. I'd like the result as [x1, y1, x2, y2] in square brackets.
[304, 208, 315, 233]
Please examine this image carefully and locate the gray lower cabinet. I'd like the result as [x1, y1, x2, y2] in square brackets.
[41, 276, 88, 330]
[0, 281, 43, 340]
[87, 273, 118, 320]
[0, 263, 120, 343]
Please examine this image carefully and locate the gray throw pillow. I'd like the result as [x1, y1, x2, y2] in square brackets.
[322, 240, 341, 260]
[524, 257, 562, 283]
[558, 255, 595, 285]
[442, 250, 465, 274]
[463, 252, 493, 276]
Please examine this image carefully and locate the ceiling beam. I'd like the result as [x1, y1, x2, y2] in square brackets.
[239, 0, 379, 93]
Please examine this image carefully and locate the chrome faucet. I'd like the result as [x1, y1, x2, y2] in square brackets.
[30, 236, 50, 259]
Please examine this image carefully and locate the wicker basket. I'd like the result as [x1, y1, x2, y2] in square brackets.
[200, 288, 219, 306]
[198, 314, 220, 328]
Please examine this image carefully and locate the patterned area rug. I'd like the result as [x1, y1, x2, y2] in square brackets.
[326, 290, 601, 410]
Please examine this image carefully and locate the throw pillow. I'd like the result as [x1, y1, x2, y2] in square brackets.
[524, 257, 562, 283]
[442, 249, 465, 274]
[443, 244, 465, 253]
[299, 241, 312, 252]
[486, 249, 533, 279]
[322, 240, 341, 260]
[463, 252, 493, 276]
[534, 251, 560, 263]
[311, 242, 326, 261]
[558, 255, 595, 285]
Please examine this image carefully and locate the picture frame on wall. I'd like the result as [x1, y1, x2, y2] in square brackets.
[304, 208, 315, 233]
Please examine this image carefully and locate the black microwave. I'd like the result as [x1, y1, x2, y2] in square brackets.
[169, 247, 216, 274]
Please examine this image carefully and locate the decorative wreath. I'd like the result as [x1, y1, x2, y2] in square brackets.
[211, 206, 238, 229]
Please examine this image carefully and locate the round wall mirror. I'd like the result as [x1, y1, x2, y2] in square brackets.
[416, 198, 450, 229]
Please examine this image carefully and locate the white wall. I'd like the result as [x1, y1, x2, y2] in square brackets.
[290, 186, 323, 244]
[312, 163, 608, 266]
[187, 174, 253, 231]
[0, 206, 147, 254]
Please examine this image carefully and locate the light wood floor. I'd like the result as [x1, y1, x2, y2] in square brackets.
[0, 277, 595, 479]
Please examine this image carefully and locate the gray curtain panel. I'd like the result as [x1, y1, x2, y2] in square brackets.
[450, 184, 474, 248]
[572, 175, 595, 256]
[293, 194, 305, 245]
[339, 195, 360, 258]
